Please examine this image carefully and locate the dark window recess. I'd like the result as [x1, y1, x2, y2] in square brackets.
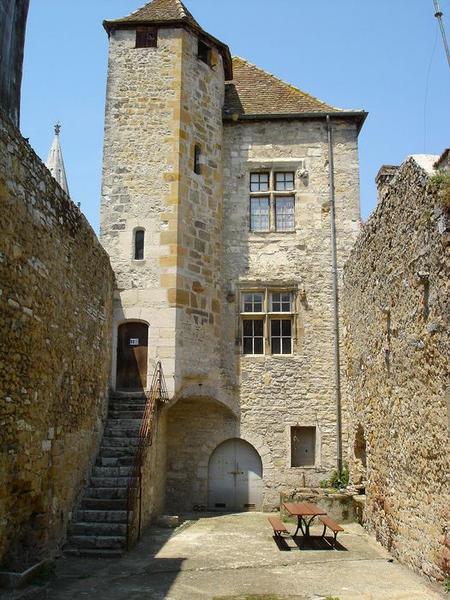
[197, 39, 211, 65]
[194, 145, 202, 174]
[291, 426, 316, 467]
[243, 319, 264, 355]
[136, 27, 158, 48]
[270, 319, 292, 354]
[134, 229, 145, 260]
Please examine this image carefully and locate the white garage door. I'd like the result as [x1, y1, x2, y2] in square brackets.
[208, 438, 263, 510]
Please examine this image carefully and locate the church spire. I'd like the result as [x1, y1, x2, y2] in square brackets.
[46, 122, 70, 196]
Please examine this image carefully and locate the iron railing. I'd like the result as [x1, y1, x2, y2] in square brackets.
[126, 361, 169, 549]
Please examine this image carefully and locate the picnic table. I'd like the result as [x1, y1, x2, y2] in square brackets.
[283, 502, 327, 538]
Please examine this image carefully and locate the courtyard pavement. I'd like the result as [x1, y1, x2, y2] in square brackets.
[16, 512, 446, 599]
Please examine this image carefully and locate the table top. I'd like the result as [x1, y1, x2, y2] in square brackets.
[283, 502, 327, 517]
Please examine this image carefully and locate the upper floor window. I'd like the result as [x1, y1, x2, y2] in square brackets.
[197, 40, 212, 65]
[134, 229, 145, 260]
[240, 288, 295, 355]
[249, 170, 296, 233]
[136, 27, 158, 48]
[194, 145, 202, 175]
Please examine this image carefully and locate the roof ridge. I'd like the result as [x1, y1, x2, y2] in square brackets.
[232, 56, 343, 112]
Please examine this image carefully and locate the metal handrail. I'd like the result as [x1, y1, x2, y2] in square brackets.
[125, 361, 169, 549]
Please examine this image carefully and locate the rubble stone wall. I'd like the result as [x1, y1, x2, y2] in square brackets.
[343, 156, 450, 581]
[0, 112, 114, 566]
[220, 118, 361, 507]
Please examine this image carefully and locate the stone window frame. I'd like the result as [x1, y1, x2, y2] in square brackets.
[238, 283, 299, 357]
[248, 169, 299, 234]
[286, 423, 322, 469]
[132, 227, 146, 261]
[246, 158, 306, 235]
[135, 26, 158, 49]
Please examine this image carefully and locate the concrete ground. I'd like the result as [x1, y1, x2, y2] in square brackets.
[17, 513, 446, 600]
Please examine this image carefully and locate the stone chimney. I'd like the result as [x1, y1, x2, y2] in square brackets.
[375, 165, 399, 204]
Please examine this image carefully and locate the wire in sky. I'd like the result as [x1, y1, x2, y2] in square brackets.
[423, 22, 439, 153]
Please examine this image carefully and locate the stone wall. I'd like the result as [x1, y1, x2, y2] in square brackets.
[343, 155, 450, 581]
[221, 118, 361, 506]
[0, 0, 29, 126]
[0, 111, 114, 567]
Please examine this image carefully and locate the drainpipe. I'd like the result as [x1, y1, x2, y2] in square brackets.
[326, 114, 343, 476]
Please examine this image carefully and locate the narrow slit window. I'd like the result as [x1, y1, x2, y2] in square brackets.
[194, 145, 202, 175]
[136, 27, 158, 48]
[134, 229, 145, 260]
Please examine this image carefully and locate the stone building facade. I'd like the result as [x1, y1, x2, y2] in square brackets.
[0, 1, 115, 568]
[343, 154, 450, 581]
[100, 0, 366, 514]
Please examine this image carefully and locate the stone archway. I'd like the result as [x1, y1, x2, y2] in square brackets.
[208, 438, 263, 511]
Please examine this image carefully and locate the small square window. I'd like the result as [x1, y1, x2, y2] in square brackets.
[250, 172, 269, 192]
[275, 196, 295, 231]
[198, 40, 211, 65]
[242, 292, 264, 313]
[136, 27, 158, 48]
[250, 197, 269, 232]
[275, 172, 295, 191]
[242, 319, 264, 354]
[270, 292, 292, 312]
[291, 426, 316, 467]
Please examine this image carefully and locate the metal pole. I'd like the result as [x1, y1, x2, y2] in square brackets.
[326, 115, 343, 476]
[433, 0, 450, 68]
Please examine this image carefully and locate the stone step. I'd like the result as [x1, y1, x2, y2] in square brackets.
[109, 393, 147, 400]
[99, 446, 136, 458]
[66, 535, 125, 550]
[80, 498, 127, 510]
[104, 427, 141, 438]
[90, 476, 130, 488]
[107, 411, 145, 420]
[75, 509, 128, 523]
[64, 547, 123, 558]
[96, 456, 134, 467]
[84, 487, 127, 499]
[91, 466, 133, 477]
[101, 437, 139, 447]
[69, 521, 127, 536]
[109, 401, 147, 410]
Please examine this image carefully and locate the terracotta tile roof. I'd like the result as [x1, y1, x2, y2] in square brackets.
[106, 0, 200, 28]
[224, 57, 345, 117]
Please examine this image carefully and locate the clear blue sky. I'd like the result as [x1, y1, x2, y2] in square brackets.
[22, 0, 450, 231]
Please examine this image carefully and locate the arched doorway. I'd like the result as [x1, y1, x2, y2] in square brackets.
[116, 322, 148, 391]
[208, 439, 263, 511]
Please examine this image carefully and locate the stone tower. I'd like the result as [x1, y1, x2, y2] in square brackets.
[101, 0, 367, 514]
[101, 0, 232, 396]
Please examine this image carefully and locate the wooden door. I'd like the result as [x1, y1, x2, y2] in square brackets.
[116, 322, 148, 391]
[208, 439, 263, 510]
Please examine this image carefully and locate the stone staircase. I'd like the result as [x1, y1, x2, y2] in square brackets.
[64, 393, 147, 557]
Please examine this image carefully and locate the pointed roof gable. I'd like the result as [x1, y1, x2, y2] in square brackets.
[224, 57, 366, 129]
[46, 123, 69, 196]
[106, 0, 200, 29]
[104, 0, 233, 80]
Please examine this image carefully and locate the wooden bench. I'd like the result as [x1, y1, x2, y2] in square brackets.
[268, 516, 289, 538]
[319, 516, 344, 548]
